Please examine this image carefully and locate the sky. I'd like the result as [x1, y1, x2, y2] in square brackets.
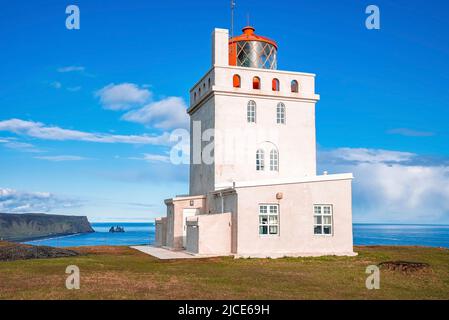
[0, 0, 448, 223]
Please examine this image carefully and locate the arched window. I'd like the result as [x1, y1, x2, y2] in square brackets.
[247, 100, 256, 123]
[270, 149, 279, 171]
[256, 149, 265, 171]
[253, 76, 261, 90]
[208, 78, 211, 88]
[233, 74, 241, 88]
[194, 92, 197, 101]
[198, 87, 201, 96]
[272, 78, 280, 91]
[277, 102, 286, 124]
[291, 80, 299, 93]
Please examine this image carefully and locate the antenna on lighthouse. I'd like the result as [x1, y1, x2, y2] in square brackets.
[230, 0, 236, 38]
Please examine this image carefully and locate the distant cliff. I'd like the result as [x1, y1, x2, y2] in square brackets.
[0, 213, 94, 242]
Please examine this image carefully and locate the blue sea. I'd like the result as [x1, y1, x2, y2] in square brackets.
[23, 223, 449, 248]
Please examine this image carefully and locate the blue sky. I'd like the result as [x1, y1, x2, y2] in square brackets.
[0, 0, 448, 223]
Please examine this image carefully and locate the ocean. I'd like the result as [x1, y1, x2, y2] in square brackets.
[23, 223, 449, 248]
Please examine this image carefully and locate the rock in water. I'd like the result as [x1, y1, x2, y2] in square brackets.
[0, 213, 95, 242]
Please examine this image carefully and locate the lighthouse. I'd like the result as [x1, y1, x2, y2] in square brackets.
[155, 26, 355, 258]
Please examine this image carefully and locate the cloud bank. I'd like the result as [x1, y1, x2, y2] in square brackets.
[0, 188, 82, 213]
[96, 83, 151, 110]
[0, 119, 171, 146]
[318, 147, 449, 224]
[96, 83, 189, 130]
[122, 97, 189, 130]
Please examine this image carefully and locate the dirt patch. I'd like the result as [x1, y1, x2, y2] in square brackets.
[378, 261, 431, 273]
[0, 241, 80, 261]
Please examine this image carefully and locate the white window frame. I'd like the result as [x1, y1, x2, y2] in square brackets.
[247, 100, 256, 123]
[270, 149, 279, 171]
[259, 204, 279, 236]
[277, 102, 285, 124]
[313, 205, 333, 236]
[256, 149, 265, 171]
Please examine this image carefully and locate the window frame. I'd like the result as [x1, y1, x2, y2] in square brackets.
[256, 149, 265, 171]
[276, 102, 286, 124]
[259, 204, 279, 236]
[272, 78, 280, 91]
[313, 204, 333, 236]
[270, 149, 279, 171]
[291, 80, 299, 93]
[253, 76, 261, 90]
[247, 100, 256, 123]
[233, 74, 241, 88]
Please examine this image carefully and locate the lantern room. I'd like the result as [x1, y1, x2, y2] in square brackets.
[229, 26, 278, 70]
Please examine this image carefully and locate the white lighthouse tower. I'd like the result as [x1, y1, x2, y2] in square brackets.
[155, 26, 355, 258]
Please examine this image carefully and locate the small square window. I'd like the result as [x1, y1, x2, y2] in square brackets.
[259, 204, 279, 236]
[314, 205, 333, 236]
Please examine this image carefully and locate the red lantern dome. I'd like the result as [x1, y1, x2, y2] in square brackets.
[229, 26, 278, 70]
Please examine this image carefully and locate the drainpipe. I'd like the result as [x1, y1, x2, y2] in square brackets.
[220, 192, 224, 214]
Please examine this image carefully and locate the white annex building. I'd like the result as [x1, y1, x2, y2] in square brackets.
[155, 26, 355, 258]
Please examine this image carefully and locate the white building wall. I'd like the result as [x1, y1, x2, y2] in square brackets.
[189, 96, 215, 196]
[234, 177, 355, 257]
[214, 93, 317, 185]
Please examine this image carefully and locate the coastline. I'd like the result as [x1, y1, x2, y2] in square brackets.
[15, 232, 92, 243]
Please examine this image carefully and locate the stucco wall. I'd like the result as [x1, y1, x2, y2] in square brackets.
[164, 196, 206, 250]
[235, 178, 354, 257]
[214, 92, 317, 185]
[186, 212, 232, 255]
[155, 217, 167, 247]
[189, 96, 215, 196]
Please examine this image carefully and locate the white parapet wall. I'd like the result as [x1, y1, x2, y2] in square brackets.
[186, 212, 232, 256]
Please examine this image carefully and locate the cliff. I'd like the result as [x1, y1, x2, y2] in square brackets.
[0, 213, 94, 242]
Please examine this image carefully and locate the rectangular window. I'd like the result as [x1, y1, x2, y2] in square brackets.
[270, 150, 278, 171]
[276, 103, 285, 124]
[313, 205, 333, 235]
[259, 204, 279, 235]
[247, 106, 256, 123]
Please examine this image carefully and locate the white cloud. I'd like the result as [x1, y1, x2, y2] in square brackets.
[0, 188, 82, 213]
[318, 147, 449, 224]
[34, 155, 88, 162]
[320, 147, 414, 164]
[0, 119, 172, 146]
[50, 81, 62, 89]
[387, 128, 434, 137]
[129, 153, 171, 163]
[122, 97, 189, 130]
[96, 83, 151, 110]
[57, 66, 85, 73]
[0, 138, 42, 153]
[143, 153, 171, 163]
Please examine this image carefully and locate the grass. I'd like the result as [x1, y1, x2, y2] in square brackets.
[0, 245, 448, 300]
